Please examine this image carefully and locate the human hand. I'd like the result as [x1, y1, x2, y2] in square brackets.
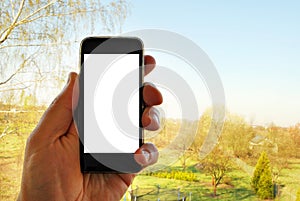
[18, 55, 162, 201]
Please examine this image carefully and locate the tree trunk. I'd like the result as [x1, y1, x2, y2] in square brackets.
[212, 176, 217, 196]
[213, 184, 217, 197]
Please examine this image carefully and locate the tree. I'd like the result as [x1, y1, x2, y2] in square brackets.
[200, 146, 232, 197]
[149, 118, 181, 149]
[252, 151, 267, 193]
[196, 107, 225, 160]
[257, 164, 273, 199]
[288, 123, 300, 158]
[178, 143, 193, 171]
[0, 0, 129, 103]
[252, 151, 274, 199]
[191, 109, 212, 157]
[173, 120, 198, 171]
[266, 124, 295, 184]
[269, 153, 289, 186]
[221, 114, 255, 158]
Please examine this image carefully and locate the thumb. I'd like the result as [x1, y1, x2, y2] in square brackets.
[31, 72, 79, 141]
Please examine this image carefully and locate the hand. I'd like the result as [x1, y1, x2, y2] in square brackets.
[18, 55, 162, 201]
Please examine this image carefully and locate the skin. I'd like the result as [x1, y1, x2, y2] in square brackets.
[18, 55, 163, 201]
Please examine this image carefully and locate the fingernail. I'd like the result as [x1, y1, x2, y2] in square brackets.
[144, 115, 151, 127]
[152, 112, 160, 127]
[142, 150, 150, 162]
[144, 82, 157, 89]
[146, 108, 160, 130]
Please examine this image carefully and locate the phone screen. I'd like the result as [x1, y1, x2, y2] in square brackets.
[83, 54, 140, 153]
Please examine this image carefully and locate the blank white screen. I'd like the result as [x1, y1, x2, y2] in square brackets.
[84, 54, 140, 153]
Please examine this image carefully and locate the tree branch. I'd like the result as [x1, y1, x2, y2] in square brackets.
[16, 0, 58, 26]
[0, 50, 39, 86]
[0, 85, 29, 92]
[15, 8, 104, 27]
[0, 41, 77, 49]
[0, 0, 25, 44]
[10, 0, 15, 18]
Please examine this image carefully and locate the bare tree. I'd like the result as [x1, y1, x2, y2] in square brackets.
[199, 146, 232, 197]
[0, 0, 130, 104]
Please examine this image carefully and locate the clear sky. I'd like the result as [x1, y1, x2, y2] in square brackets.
[121, 0, 300, 126]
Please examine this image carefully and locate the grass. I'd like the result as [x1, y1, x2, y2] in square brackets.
[127, 158, 300, 200]
[0, 107, 43, 201]
[276, 159, 300, 200]
[0, 135, 25, 200]
[129, 166, 258, 201]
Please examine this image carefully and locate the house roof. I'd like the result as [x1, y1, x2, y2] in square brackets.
[250, 135, 266, 144]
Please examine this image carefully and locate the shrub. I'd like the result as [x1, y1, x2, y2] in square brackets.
[257, 166, 273, 199]
[252, 151, 274, 199]
[147, 170, 197, 182]
[252, 151, 268, 192]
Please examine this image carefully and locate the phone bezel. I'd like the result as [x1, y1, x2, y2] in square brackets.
[77, 37, 144, 173]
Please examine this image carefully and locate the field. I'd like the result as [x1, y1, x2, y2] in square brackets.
[0, 105, 44, 200]
[1, 106, 300, 201]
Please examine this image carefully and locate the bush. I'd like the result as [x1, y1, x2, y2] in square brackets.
[146, 170, 197, 182]
[252, 151, 274, 199]
[257, 168, 273, 199]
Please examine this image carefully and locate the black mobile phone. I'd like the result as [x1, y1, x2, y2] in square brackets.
[76, 37, 144, 173]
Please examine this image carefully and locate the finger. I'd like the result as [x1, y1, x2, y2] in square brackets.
[142, 107, 160, 131]
[144, 55, 156, 76]
[134, 143, 159, 167]
[31, 72, 79, 141]
[143, 82, 163, 106]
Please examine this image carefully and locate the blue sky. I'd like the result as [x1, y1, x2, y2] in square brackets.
[122, 0, 300, 126]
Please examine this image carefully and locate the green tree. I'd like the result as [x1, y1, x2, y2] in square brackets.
[252, 151, 274, 199]
[252, 151, 267, 193]
[257, 163, 273, 199]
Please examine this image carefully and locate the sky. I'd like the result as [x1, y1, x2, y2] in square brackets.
[121, 0, 300, 127]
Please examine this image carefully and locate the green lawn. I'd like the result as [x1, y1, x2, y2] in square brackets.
[276, 160, 300, 200]
[129, 160, 300, 201]
[129, 167, 258, 201]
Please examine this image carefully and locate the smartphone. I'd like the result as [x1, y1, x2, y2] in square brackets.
[76, 37, 144, 173]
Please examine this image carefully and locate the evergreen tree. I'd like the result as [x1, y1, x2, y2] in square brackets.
[257, 163, 273, 199]
[252, 151, 274, 199]
[252, 151, 269, 192]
